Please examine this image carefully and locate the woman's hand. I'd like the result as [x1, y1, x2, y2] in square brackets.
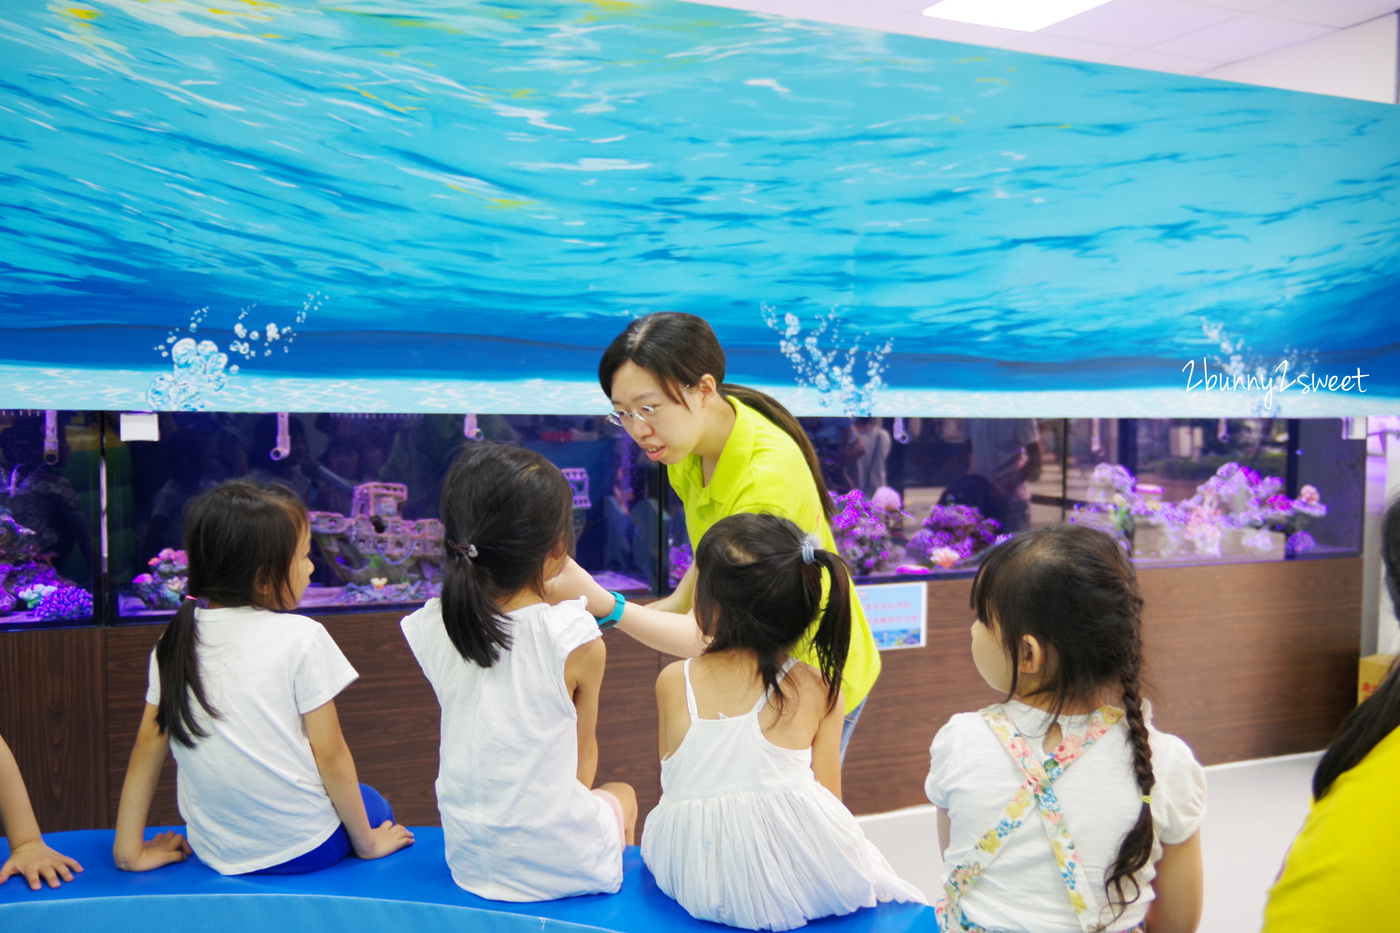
[544, 558, 614, 617]
[0, 839, 84, 889]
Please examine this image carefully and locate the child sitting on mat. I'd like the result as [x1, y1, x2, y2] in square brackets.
[926, 525, 1205, 933]
[113, 479, 413, 875]
[400, 443, 635, 902]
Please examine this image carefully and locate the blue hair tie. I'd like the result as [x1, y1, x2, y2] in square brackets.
[800, 534, 819, 565]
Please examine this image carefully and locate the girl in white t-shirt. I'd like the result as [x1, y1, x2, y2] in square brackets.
[113, 479, 414, 875]
[400, 443, 636, 902]
[925, 524, 1206, 933]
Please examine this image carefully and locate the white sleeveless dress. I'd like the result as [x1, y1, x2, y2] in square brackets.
[641, 659, 926, 931]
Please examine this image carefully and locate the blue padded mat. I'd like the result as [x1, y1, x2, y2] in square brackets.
[0, 828, 935, 932]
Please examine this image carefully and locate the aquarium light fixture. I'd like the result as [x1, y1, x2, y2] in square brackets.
[921, 0, 1114, 32]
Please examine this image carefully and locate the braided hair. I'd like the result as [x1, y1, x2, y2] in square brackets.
[970, 524, 1154, 922]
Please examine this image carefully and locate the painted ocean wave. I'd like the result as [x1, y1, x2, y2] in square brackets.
[1, 0, 1398, 413]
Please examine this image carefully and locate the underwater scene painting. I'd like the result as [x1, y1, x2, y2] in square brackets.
[2, 0, 1399, 416]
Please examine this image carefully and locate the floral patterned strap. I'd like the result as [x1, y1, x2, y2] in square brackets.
[935, 704, 1124, 933]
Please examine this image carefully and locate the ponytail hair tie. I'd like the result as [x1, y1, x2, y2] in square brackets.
[449, 541, 479, 560]
[800, 534, 820, 565]
[1141, 795, 1152, 805]
[183, 595, 197, 602]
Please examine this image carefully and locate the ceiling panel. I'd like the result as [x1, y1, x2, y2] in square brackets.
[1042, 0, 1241, 47]
[1148, 12, 1336, 59]
[1258, 0, 1400, 29]
[688, 0, 1396, 101]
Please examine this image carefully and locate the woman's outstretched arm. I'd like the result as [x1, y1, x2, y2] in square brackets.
[547, 558, 708, 659]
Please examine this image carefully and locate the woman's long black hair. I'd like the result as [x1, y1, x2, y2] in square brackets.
[1312, 495, 1400, 799]
[598, 312, 836, 524]
[438, 443, 575, 667]
[971, 524, 1153, 923]
[693, 512, 851, 714]
[155, 479, 307, 748]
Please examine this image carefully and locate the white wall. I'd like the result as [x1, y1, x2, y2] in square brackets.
[1206, 14, 1399, 104]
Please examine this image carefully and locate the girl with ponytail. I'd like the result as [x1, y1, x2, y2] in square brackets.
[642, 512, 925, 931]
[554, 312, 881, 760]
[925, 524, 1205, 933]
[399, 442, 635, 902]
[114, 479, 413, 875]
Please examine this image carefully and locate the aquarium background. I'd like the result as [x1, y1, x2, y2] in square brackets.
[2, 0, 1399, 417]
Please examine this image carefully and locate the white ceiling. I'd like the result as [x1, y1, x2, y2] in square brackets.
[688, 0, 1400, 98]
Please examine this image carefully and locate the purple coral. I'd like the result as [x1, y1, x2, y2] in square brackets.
[32, 585, 93, 622]
[668, 544, 693, 589]
[1286, 531, 1316, 555]
[906, 503, 1001, 567]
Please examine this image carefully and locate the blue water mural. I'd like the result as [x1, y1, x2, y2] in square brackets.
[1, 0, 1398, 415]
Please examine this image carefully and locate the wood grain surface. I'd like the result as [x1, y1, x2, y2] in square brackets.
[1, 555, 1368, 834]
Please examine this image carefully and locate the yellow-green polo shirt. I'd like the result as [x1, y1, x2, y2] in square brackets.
[1261, 725, 1400, 932]
[667, 395, 881, 713]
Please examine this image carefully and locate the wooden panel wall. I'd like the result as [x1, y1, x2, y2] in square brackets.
[4, 555, 1367, 834]
[105, 624, 177, 826]
[0, 627, 109, 832]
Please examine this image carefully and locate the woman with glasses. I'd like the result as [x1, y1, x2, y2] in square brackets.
[554, 312, 881, 759]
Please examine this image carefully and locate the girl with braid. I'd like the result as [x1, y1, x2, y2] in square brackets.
[925, 525, 1205, 933]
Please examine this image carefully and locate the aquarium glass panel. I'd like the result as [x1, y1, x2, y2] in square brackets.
[109, 412, 664, 619]
[807, 416, 1361, 580]
[0, 410, 100, 630]
[102, 411, 1365, 619]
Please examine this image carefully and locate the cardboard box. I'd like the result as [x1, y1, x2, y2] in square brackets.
[1359, 653, 1396, 704]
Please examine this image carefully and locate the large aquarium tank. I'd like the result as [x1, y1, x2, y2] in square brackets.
[0, 408, 1369, 628]
[796, 415, 1364, 582]
[95, 411, 1365, 625]
[106, 411, 682, 620]
[0, 411, 101, 630]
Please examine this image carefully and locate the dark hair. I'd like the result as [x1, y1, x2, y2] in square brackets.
[598, 312, 835, 523]
[155, 479, 309, 748]
[693, 513, 850, 714]
[971, 524, 1152, 921]
[1313, 495, 1400, 799]
[438, 443, 576, 667]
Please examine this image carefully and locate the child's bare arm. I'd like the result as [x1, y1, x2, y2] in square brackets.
[564, 637, 607, 787]
[304, 699, 414, 860]
[654, 661, 687, 761]
[936, 808, 951, 857]
[1145, 831, 1204, 933]
[113, 704, 191, 872]
[1, 733, 83, 889]
[811, 689, 845, 798]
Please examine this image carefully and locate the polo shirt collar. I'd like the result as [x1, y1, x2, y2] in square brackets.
[684, 394, 758, 509]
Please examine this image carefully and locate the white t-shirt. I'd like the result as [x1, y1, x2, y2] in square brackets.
[400, 597, 622, 902]
[145, 606, 358, 874]
[925, 700, 1206, 933]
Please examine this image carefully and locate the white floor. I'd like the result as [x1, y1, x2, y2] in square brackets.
[857, 752, 1320, 933]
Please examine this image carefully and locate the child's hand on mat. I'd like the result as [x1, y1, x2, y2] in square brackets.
[120, 831, 191, 872]
[355, 821, 414, 860]
[0, 839, 84, 890]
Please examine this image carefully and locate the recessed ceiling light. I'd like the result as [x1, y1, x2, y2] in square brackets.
[922, 0, 1115, 32]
